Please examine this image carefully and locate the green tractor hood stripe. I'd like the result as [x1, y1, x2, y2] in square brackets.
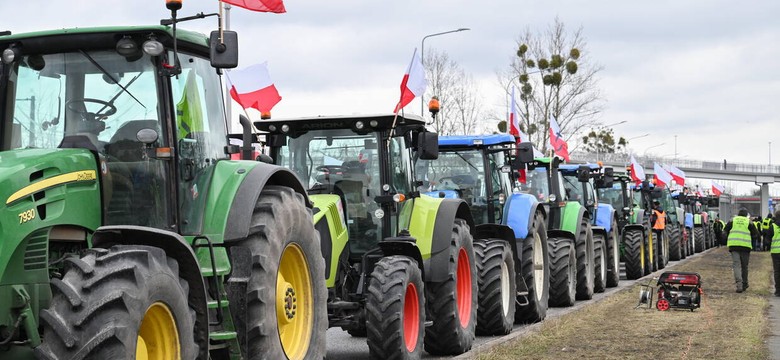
[6, 170, 97, 205]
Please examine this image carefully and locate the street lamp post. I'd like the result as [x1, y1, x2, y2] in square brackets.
[420, 28, 470, 116]
[643, 142, 666, 156]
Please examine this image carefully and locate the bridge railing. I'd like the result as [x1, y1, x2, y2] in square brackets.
[570, 151, 780, 174]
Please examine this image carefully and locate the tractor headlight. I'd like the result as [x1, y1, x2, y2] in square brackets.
[142, 40, 165, 56]
[281, 124, 290, 133]
[2, 47, 18, 64]
[548, 194, 557, 202]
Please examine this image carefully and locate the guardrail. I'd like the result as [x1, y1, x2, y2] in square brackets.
[570, 151, 780, 174]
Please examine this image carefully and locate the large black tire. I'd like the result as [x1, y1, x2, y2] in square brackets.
[593, 233, 607, 293]
[548, 238, 577, 307]
[575, 220, 595, 301]
[36, 245, 198, 359]
[679, 226, 688, 259]
[657, 229, 668, 270]
[623, 229, 645, 280]
[669, 225, 682, 261]
[475, 239, 515, 335]
[515, 213, 550, 324]
[694, 227, 705, 253]
[366, 256, 425, 359]
[227, 185, 327, 360]
[606, 219, 620, 288]
[648, 228, 657, 273]
[424, 219, 477, 355]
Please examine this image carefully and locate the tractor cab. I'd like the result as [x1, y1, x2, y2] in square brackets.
[258, 114, 436, 255]
[518, 157, 568, 227]
[598, 172, 633, 230]
[559, 163, 603, 218]
[415, 134, 515, 224]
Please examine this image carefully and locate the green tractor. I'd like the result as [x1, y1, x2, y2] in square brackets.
[416, 134, 550, 335]
[0, 6, 327, 360]
[256, 114, 478, 358]
[659, 186, 685, 261]
[600, 173, 652, 280]
[517, 157, 591, 307]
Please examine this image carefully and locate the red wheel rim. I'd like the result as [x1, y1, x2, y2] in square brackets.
[657, 299, 670, 311]
[403, 283, 419, 352]
[456, 247, 472, 328]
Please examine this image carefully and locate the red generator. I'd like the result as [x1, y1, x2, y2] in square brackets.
[656, 272, 702, 311]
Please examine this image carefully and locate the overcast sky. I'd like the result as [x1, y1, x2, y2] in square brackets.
[3, 0, 779, 193]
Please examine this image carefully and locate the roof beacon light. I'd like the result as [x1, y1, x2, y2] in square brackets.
[166, 0, 182, 11]
[261, 111, 272, 120]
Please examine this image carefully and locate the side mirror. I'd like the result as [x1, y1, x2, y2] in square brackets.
[417, 132, 439, 160]
[596, 167, 614, 188]
[210, 30, 239, 69]
[576, 165, 590, 183]
[515, 142, 535, 164]
[268, 134, 287, 147]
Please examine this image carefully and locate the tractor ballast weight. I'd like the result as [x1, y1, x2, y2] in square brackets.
[0, 11, 328, 360]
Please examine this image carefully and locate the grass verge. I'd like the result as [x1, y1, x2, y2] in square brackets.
[477, 247, 772, 360]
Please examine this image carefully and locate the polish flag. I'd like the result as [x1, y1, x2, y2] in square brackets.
[548, 115, 570, 162]
[227, 62, 282, 113]
[653, 163, 673, 187]
[712, 181, 725, 196]
[629, 156, 645, 183]
[393, 48, 427, 114]
[669, 165, 686, 186]
[508, 86, 529, 183]
[221, 0, 286, 13]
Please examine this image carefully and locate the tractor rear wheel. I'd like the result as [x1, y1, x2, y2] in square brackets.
[227, 185, 327, 360]
[694, 227, 705, 253]
[36, 245, 197, 360]
[575, 220, 595, 301]
[515, 213, 549, 324]
[366, 256, 425, 359]
[424, 219, 477, 355]
[669, 225, 682, 261]
[606, 219, 620, 288]
[593, 234, 607, 293]
[547, 238, 576, 307]
[658, 229, 669, 270]
[623, 229, 645, 280]
[475, 239, 515, 335]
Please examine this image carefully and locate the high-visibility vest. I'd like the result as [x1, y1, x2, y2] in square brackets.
[763, 218, 772, 231]
[772, 224, 780, 254]
[728, 216, 753, 249]
[653, 210, 666, 230]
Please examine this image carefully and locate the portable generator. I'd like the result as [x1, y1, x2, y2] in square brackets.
[656, 272, 702, 311]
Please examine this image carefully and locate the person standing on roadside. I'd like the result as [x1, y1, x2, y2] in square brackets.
[762, 214, 774, 251]
[754, 217, 763, 251]
[724, 209, 760, 293]
[713, 215, 725, 247]
[771, 210, 780, 297]
[650, 200, 666, 250]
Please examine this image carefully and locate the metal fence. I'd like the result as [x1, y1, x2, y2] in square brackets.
[570, 151, 780, 175]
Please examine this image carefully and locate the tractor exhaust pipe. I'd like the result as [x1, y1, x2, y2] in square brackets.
[239, 114, 253, 161]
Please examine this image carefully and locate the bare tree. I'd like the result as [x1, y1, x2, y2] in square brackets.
[423, 49, 484, 135]
[501, 17, 605, 151]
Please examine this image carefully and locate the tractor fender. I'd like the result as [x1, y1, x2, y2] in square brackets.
[595, 203, 615, 232]
[591, 225, 608, 238]
[415, 197, 475, 283]
[310, 194, 349, 288]
[560, 202, 587, 235]
[475, 223, 521, 262]
[378, 240, 426, 280]
[547, 229, 576, 244]
[224, 162, 310, 243]
[623, 223, 646, 233]
[675, 207, 685, 226]
[92, 226, 209, 359]
[502, 193, 539, 240]
[635, 209, 647, 226]
[693, 214, 703, 226]
[685, 213, 694, 228]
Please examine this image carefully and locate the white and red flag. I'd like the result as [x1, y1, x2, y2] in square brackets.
[548, 115, 570, 162]
[653, 163, 673, 187]
[669, 165, 686, 186]
[393, 48, 427, 114]
[221, 0, 286, 13]
[508, 86, 530, 183]
[227, 62, 282, 113]
[629, 156, 645, 183]
[712, 180, 725, 196]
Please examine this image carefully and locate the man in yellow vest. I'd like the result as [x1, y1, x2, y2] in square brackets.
[771, 210, 780, 297]
[724, 209, 761, 292]
[762, 214, 774, 251]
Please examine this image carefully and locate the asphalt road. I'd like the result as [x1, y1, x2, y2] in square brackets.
[325, 253, 707, 359]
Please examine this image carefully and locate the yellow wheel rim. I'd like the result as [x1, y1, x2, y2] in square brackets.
[137, 302, 180, 360]
[277, 243, 313, 360]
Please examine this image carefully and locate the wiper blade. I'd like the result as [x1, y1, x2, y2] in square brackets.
[78, 50, 145, 109]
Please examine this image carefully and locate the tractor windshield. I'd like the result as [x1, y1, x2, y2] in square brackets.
[561, 173, 584, 203]
[598, 183, 625, 211]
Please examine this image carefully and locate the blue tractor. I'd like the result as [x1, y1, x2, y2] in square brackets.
[416, 134, 550, 335]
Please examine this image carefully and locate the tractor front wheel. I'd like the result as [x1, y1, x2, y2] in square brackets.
[515, 213, 549, 323]
[36, 245, 197, 360]
[424, 219, 477, 356]
[694, 227, 705, 253]
[575, 220, 595, 301]
[366, 256, 425, 359]
[623, 229, 645, 280]
[593, 233, 607, 293]
[606, 219, 621, 288]
[548, 238, 577, 307]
